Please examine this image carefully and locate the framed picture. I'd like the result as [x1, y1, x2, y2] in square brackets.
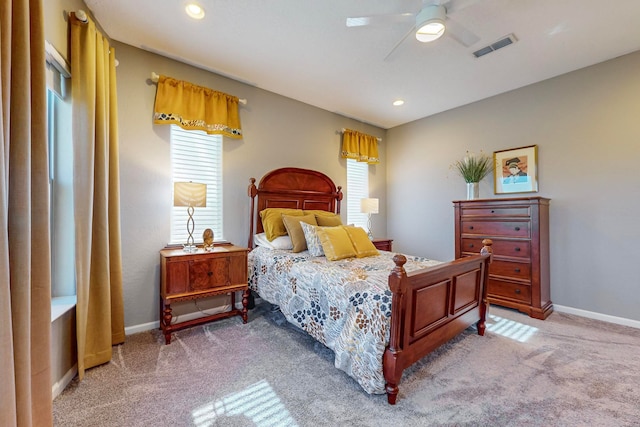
[494, 145, 538, 194]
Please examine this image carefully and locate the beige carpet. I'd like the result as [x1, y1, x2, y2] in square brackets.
[53, 302, 640, 426]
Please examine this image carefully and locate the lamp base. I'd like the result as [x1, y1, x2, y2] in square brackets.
[183, 244, 198, 253]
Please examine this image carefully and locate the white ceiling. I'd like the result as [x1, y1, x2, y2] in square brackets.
[83, 0, 640, 129]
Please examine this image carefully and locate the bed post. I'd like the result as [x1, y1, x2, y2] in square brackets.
[383, 254, 408, 405]
[477, 239, 493, 336]
[247, 178, 257, 249]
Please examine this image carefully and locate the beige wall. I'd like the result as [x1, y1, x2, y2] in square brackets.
[114, 43, 386, 327]
[387, 50, 640, 322]
[45, 0, 638, 336]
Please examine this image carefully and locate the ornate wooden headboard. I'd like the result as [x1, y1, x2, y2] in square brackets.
[247, 167, 343, 248]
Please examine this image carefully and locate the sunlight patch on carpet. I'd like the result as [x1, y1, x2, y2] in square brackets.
[487, 314, 538, 342]
[191, 379, 298, 426]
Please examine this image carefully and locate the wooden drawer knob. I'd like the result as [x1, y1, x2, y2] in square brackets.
[207, 271, 213, 277]
[514, 226, 520, 231]
[515, 289, 521, 294]
[469, 226, 474, 230]
[514, 268, 521, 273]
[515, 247, 521, 252]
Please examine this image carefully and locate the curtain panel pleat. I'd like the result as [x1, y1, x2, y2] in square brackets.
[70, 12, 125, 381]
[153, 75, 242, 139]
[1, 0, 54, 425]
[341, 129, 380, 164]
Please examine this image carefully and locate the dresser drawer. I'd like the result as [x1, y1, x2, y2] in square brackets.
[488, 278, 531, 304]
[490, 259, 531, 280]
[461, 220, 530, 238]
[461, 238, 530, 258]
[460, 206, 530, 217]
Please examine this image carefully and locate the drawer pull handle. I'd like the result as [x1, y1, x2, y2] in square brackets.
[515, 289, 521, 294]
[515, 247, 521, 252]
[469, 244, 474, 248]
[491, 210, 495, 213]
[514, 226, 521, 231]
[207, 271, 213, 277]
[469, 226, 474, 230]
[514, 268, 521, 273]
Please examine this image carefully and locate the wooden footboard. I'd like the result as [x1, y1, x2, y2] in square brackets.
[383, 240, 493, 404]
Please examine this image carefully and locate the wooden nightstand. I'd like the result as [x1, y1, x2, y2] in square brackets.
[372, 238, 393, 252]
[159, 244, 249, 344]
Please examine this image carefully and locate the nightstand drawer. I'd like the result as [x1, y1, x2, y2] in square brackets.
[191, 252, 247, 291]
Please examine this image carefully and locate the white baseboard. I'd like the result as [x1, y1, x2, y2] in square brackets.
[125, 320, 160, 335]
[52, 364, 77, 399]
[554, 304, 640, 329]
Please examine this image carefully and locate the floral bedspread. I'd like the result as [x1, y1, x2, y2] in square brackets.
[248, 246, 441, 394]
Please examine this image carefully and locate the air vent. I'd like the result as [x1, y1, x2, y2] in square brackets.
[473, 34, 518, 58]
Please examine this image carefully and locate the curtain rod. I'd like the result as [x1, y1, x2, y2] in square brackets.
[151, 72, 247, 105]
[341, 128, 382, 142]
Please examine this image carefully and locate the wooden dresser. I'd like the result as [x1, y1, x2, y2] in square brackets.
[159, 244, 249, 344]
[454, 197, 552, 319]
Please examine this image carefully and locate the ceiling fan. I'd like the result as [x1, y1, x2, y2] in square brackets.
[346, 0, 481, 60]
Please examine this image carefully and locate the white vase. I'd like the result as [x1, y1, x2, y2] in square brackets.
[466, 182, 479, 200]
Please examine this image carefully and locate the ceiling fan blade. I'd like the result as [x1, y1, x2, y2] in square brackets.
[441, 0, 481, 14]
[445, 16, 480, 47]
[346, 13, 414, 27]
[383, 25, 417, 61]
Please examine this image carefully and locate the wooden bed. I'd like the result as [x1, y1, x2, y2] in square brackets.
[247, 167, 492, 404]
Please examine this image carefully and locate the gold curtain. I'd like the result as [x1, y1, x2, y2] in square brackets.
[70, 12, 125, 380]
[341, 129, 380, 164]
[153, 75, 242, 139]
[1, 0, 53, 425]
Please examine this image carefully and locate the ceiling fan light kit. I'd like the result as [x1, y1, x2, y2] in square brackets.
[415, 5, 446, 42]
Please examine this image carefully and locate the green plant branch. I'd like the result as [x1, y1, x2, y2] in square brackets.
[453, 152, 493, 183]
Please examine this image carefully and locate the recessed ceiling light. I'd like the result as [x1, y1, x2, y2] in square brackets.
[185, 3, 205, 20]
[393, 100, 404, 106]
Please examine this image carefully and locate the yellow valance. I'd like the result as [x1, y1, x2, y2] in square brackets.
[341, 129, 380, 164]
[153, 75, 242, 139]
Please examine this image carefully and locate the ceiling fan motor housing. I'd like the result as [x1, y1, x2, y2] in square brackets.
[416, 5, 447, 42]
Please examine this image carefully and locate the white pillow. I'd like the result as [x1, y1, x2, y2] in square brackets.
[254, 232, 293, 250]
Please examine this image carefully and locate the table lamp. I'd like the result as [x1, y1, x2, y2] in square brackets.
[173, 181, 207, 252]
[360, 197, 379, 240]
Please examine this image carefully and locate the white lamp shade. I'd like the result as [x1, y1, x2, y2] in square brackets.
[173, 182, 207, 207]
[360, 198, 379, 214]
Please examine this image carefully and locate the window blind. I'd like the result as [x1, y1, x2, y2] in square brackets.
[170, 125, 223, 244]
[346, 159, 369, 229]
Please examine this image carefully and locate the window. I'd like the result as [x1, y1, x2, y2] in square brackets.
[48, 88, 75, 299]
[170, 125, 223, 245]
[346, 159, 369, 229]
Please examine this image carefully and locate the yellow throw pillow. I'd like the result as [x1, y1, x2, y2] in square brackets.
[317, 226, 357, 261]
[303, 210, 343, 226]
[282, 214, 318, 252]
[315, 214, 343, 227]
[260, 208, 303, 241]
[343, 225, 379, 258]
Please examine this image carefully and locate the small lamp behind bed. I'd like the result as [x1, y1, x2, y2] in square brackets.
[360, 197, 379, 240]
[173, 181, 207, 253]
